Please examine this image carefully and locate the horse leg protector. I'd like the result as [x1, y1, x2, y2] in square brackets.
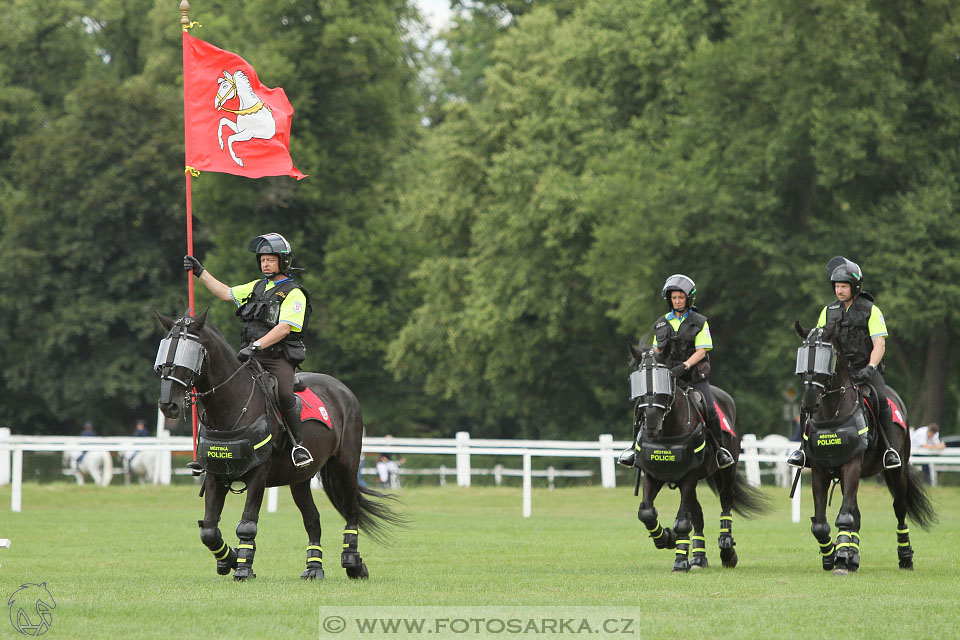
[672, 516, 692, 573]
[199, 520, 237, 576]
[718, 513, 738, 568]
[832, 512, 860, 572]
[811, 520, 835, 570]
[639, 506, 675, 550]
[234, 520, 258, 581]
[896, 527, 914, 570]
[689, 535, 708, 569]
[301, 541, 324, 580]
[341, 528, 368, 579]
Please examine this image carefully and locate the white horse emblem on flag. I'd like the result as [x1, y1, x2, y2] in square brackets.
[215, 70, 276, 167]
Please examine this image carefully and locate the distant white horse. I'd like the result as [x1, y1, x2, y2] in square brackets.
[215, 70, 276, 168]
[62, 451, 113, 487]
[758, 434, 793, 488]
[123, 450, 160, 485]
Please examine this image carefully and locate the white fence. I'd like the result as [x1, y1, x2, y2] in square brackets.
[3, 428, 959, 520]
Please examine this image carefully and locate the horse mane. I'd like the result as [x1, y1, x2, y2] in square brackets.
[196, 316, 238, 364]
[233, 70, 254, 95]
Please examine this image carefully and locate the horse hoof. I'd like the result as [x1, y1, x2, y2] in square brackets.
[690, 556, 708, 570]
[833, 568, 848, 576]
[720, 549, 738, 568]
[899, 560, 914, 570]
[233, 571, 256, 581]
[301, 567, 325, 580]
[346, 562, 369, 580]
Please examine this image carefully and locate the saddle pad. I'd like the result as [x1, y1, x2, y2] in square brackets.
[296, 387, 332, 428]
[714, 402, 736, 436]
[888, 398, 907, 431]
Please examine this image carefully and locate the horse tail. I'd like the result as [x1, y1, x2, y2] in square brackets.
[319, 458, 407, 545]
[888, 466, 938, 530]
[705, 470, 770, 518]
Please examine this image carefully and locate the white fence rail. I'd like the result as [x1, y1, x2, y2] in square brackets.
[3, 429, 958, 520]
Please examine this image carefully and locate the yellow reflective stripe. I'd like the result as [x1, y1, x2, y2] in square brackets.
[820, 548, 834, 556]
[307, 545, 322, 552]
[237, 558, 247, 563]
[238, 544, 254, 550]
[693, 441, 705, 453]
[818, 541, 833, 548]
[212, 542, 226, 555]
[691, 536, 706, 541]
[344, 529, 358, 535]
[720, 516, 733, 521]
[307, 557, 322, 563]
[803, 433, 809, 441]
[897, 542, 910, 547]
[848, 532, 860, 540]
[836, 542, 860, 551]
[253, 434, 272, 450]
[897, 528, 909, 534]
[858, 427, 868, 435]
[719, 528, 730, 533]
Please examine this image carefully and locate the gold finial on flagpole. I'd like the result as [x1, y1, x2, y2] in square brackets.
[180, 0, 190, 28]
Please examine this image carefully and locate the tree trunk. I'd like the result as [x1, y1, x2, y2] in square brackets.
[914, 323, 950, 426]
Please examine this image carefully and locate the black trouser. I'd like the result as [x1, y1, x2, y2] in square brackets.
[690, 380, 725, 446]
[255, 352, 302, 441]
[862, 366, 893, 437]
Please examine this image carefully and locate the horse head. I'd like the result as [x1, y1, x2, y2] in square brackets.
[155, 311, 212, 420]
[629, 346, 674, 440]
[794, 321, 852, 417]
[215, 71, 237, 111]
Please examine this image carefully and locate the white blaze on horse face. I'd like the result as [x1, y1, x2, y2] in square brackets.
[215, 69, 277, 168]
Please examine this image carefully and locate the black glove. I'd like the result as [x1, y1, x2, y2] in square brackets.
[670, 364, 688, 378]
[854, 365, 875, 383]
[183, 255, 204, 277]
[237, 345, 258, 362]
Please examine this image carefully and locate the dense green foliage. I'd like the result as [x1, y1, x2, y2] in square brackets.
[0, 0, 957, 439]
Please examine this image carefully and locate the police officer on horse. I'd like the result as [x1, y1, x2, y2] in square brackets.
[787, 257, 901, 469]
[619, 274, 735, 469]
[184, 233, 313, 467]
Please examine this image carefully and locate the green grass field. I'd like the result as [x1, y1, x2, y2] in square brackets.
[0, 481, 957, 639]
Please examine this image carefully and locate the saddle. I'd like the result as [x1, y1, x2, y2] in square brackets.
[260, 372, 333, 428]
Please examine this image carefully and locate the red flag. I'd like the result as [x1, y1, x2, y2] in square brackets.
[182, 31, 306, 180]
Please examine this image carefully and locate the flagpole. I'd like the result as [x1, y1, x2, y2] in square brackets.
[181, 0, 199, 459]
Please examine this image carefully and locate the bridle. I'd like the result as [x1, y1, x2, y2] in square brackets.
[631, 351, 676, 429]
[795, 329, 857, 419]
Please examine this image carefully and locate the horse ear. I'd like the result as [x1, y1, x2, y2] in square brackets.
[222, 70, 233, 81]
[794, 321, 807, 340]
[192, 309, 209, 331]
[156, 312, 174, 331]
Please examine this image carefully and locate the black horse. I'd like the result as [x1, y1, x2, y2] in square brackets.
[155, 312, 402, 581]
[630, 346, 767, 572]
[794, 323, 936, 573]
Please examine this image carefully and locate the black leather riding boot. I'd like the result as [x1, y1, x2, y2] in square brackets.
[283, 405, 313, 468]
[708, 415, 734, 469]
[618, 427, 641, 467]
[879, 403, 901, 469]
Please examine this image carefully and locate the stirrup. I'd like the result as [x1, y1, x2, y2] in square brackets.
[617, 447, 636, 468]
[883, 448, 902, 470]
[716, 447, 735, 469]
[291, 445, 314, 468]
[186, 460, 203, 477]
[787, 449, 806, 469]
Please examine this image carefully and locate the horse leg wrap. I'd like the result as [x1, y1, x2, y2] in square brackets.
[717, 513, 737, 568]
[896, 527, 914, 570]
[341, 529, 362, 569]
[301, 541, 324, 580]
[234, 520, 258, 580]
[811, 520, 834, 570]
[834, 530, 860, 571]
[639, 507, 674, 549]
[690, 535, 708, 568]
[199, 521, 237, 575]
[672, 518, 692, 572]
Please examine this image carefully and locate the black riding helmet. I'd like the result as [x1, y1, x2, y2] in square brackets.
[826, 256, 862, 296]
[249, 233, 293, 275]
[661, 274, 696, 311]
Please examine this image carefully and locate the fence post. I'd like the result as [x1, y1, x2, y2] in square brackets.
[599, 434, 616, 488]
[0, 427, 10, 486]
[12, 449, 23, 513]
[266, 486, 279, 513]
[456, 431, 471, 487]
[494, 464, 503, 487]
[741, 433, 761, 486]
[522, 453, 532, 518]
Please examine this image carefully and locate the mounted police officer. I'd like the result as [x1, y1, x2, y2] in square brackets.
[184, 233, 313, 468]
[619, 274, 735, 469]
[787, 257, 901, 469]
